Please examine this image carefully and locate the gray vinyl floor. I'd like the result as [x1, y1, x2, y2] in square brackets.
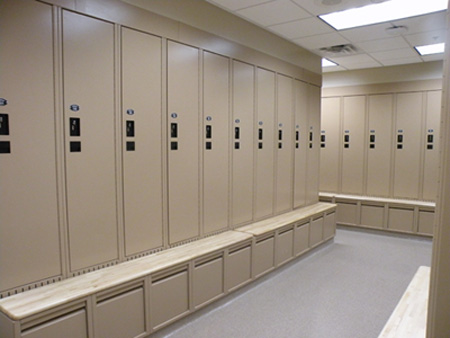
[151, 227, 432, 338]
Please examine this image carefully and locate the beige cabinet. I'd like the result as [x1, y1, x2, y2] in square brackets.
[193, 255, 224, 308]
[232, 61, 255, 226]
[306, 85, 321, 204]
[63, 10, 118, 271]
[253, 236, 275, 278]
[225, 245, 252, 291]
[275, 228, 294, 266]
[167, 41, 200, 244]
[203, 52, 230, 234]
[255, 68, 276, 219]
[121, 27, 163, 256]
[310, 217, 324, 247]
[0, 0, 62, 293]
[294, 222, 310, 256]
[276, 74, 293, 213]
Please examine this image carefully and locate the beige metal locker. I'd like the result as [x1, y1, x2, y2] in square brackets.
[253, 236, 275, 278]
[276, 74, 294, 213]
[167, 41, 200, 244]
[310, 217, 323, 247]
[293, 80, 308, 208]
[294, 222, 309, 255]
[305, 85, 321, 204]
[0, 0, 62, 293]
[122, 27, 163, 256]
[423, 90, 441, 201]
[203, 51, 230, 234]
[361, 205, 384, 228]
[320, 97, 340, 193]
[225, 245, 251, 291]
[367, 94, 393, 197]
[388, 208, 414, 232]
[232, 61, 254, 226]
[63, 11, 118, 271]
[341, 96, 366, 195]
[193, 255, 224, 308]
[255, 68, 276, 219]
[394, 92, 423, 199]
[275, 228, 294, 265]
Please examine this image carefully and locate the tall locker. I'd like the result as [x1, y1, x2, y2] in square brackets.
[293, 80, 308, 208]
[367, 94, 393, 197]
[167, 41, 200, 244]
[394, 92, 422, 199]
[232, 61, 254, 226]
[203, 51, 230, 234]
[305, 85, 321, 205]
[423, 90, 441, 201]
[341, 96, 366, 195]
[276, 74, 293, 213]
[0, 0, 62, 293]
[63, 11, 118, 271]
[320, 97, 340, 193]
[255, 68, 276, 219]
[121, 27, 163, 256]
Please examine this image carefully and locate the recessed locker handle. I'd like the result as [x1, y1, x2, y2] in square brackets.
[397, 134, 403, 143]
[344, 135, 349, 142]
[0, 114, 10, 135]
[370, 135, 375, 143]
[70, 118, 81, 137]
[126, 120, 135, 137]
[278, 130, 282, 141]
[296, 131, 299, 141]
[171, 123, 178, 138]
[309, 132, 313, 141]
[427, 134, 433, 143]
[258, 128, 263, 140]
[235, 127, 240, 140]
[206, 125, 212, 139]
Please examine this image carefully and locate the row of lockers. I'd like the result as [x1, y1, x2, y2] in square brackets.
[0, 0, 320, 295]
[320, 91, 441, 201]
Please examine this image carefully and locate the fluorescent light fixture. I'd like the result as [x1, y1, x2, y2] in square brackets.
[322, 59, 338, 67]
[319, 0, 447, 30]
[415, 42, 445, 56]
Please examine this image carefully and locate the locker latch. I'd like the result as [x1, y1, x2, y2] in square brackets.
[0, 114, 9, 135]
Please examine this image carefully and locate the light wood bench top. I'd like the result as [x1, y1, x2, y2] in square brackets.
[320, 193, 435, 208]
[237, 202, 336, 236]
[378, 266, 430, 338]
[0, 230, 252, 321]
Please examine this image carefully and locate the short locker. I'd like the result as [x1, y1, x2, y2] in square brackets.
[167, 41, 200, 244]
[0, 0, 62, 293]
[193, 255, 224, 308]
[418, 211, 434, 235]
[121, 27, 163, 256]
[203, 51, 230, 234]
[367, 94, 393, 197]
[320, 97, 340, 193]
[253, 236, 275, 278]
[275, 74, 293, 213]
[63, 10, 118, 271]
[275, 227, 294, 266]
[21, 308, 87, 338]
[225, 244, 252, 291]
[293, 80, 308, 208]
[361, 205, 384, 229]
[341, 96, 366, 195]
[305, 85, 321, 204]
[336, 203, 358, 225]
[323, 212, 336, 240]
[388, 208, 414, 232]
[232, 61, 255, 226]
[255, 68, 275, 219]
[96, 286, 146, 338]
[150, 267, 189, 330]
[294, 222, 310, 256]
[423, 90, 441, 201]
[393, 92, 422, 199]
[310, 217, 324, 247]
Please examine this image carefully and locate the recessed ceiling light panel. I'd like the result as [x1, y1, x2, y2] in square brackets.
[415, 42, 445, 56]
[322, 59, 338, 67]
[319, 0, 447, 30]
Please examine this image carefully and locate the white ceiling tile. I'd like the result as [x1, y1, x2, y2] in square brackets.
[339, 23, 394, 42]
[345, 62, 382, 70]
[421, 54, 445, 62]
[330, 53, 377, 66]
[393, 12, 447, 35]
[357, 37, 409, 53]
[236, 0, 311, 27]
[294, 32, 350, 50]
[380, 58, 423, 66]
[404, 30, 447, 47]
[207, 0, 273, 11]
[322, 65, 348, 73]
[269, 17, 333, 39]
[371, 48, 418, 61]
[292, 0, 373, 16]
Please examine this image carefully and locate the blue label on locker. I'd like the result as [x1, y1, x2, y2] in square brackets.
[370, 130, 375, 133]
[345, 130, 350, 133]
[126, 109, 135, 115]
[398, 129, 403, 133]
[70, 104, 80, 112]
[0, 98, 7, 106]
[171, 113, 178, 118]
[235, 119, 240, 124]
[279, 123, 283, 127]
[428, 129, 434, 132]
[206, 116, 212, 121]
[296, 125, 299, 129]
[259, 121, 263, 126]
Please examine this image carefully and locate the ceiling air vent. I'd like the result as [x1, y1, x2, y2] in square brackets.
[319, 44, 358, 56]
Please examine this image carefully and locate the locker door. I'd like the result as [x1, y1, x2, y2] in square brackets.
[203, 51, 230, 234]
[293, 80, 308, 208]
[122, 27, 163, 256]
[341, 96, 365, 195]
[394, 92, 422, 199]
[423, 90, 441, 201]
[320, 97, 340, 193]
[305, 85, 321, 204]
[63, 11, 118, 271]
[0, 0, 62, 293]
[276, 74, 293, 213]
[232, 61, 254, 226]
[367, 94, 393, 197]
[167, 41, 200, 244]
[255, 68, 275, 219]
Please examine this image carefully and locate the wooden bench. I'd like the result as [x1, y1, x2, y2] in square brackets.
[0, 202, 336, 338]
